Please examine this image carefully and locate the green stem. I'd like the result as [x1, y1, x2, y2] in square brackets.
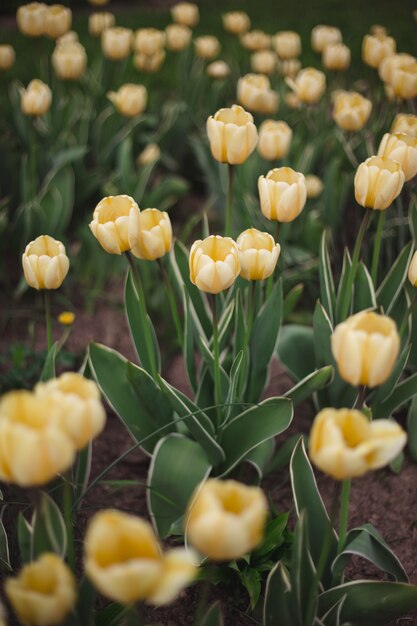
[337, 478, 352, 554]
[371, 211, 385, 286]
[44, 290, 53, 352]
[158, 258, 183, 349]
[225, 163, 235, 237]
[63, 474, 75, 570]
[212, 295, 222, 429]
[244, 280, 256, 347]
[399, 291, 417, 338]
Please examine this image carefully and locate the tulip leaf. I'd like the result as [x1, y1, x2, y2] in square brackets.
[263, 561, 295, 626]
[319, 232, 336, 324]
[40, 342, 57, 382]
[223, 350, 244, 423]
[353, 262, 376, 313]
[183, 290, 197, 392]
[75, 576, 96, 626]
[284, 366, 333, 407]
[376, 242, 413, 315]
[277, 325, 315, 381]
[31, 492, 67, 559]
[291, 511, 317, 626]
[126, 362, 174, 431]
[407, 397, 417, 462]
[283, 283, 304, 320]
[147, 434, 211, 538]
[319, 595, 346, 626]
[197, 335, 229, 401]
[335, 248, 352, 323]
[267, 434, 308, 473]
[217, 397, 293, 476]
[73, 441, 93, 506]
[373, 371, 417, 419]
[17, 513, 32, 564]
[410, 198, 417, 244]
[201, 602, 224, 626]
[0, 510, 11, 571]
[369, 345, 410, 407]
[244, 439, 275, 482]
[313, 301, 334, 368]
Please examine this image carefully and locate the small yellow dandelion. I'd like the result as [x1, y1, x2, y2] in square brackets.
[58, 311, 75, 326]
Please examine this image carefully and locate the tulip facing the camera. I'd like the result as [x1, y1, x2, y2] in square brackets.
[286, 67, 326, 104]
[408, 251, 417, 287]
[171, 2, 199, 28]
[278, 58, 301, 79]
[257, 119, 292, 161]
[45, 4, 72, 39]
[362, 34, 396, 68]
[189, 235, 240, 294]
[354, 156, 405, 210]
[134, 28, 165, 55]
[309, 408, 407, 480]
[22, 235, 69, 290]
[222, 11, 250, 36]
[89, 12, 115, 37]
[250, 50, 277, 75]
[323, 43, 351, 71]
[20, 79, 52, 117]
[52, 42, 87, 81]
[0, 45, 15, 71]
[274, 31, 301, 60]
[258, 167, 307, 222]
[207, 60, 230, 79]
[194, 35, 220, 60]
[388, 62, 417, 100]
[305, 174, 324, 198]
[5, 554, 76, 626]
[207, 104, 258, 165]
[107, 83, 147, 117]
[237, 73, 279, 115]
[331, 311, 400, 387]
[391, 113, 417, 137]
[237, 228, 280, 281]
[17, 2, 46, 37]
[90, 195, 141, 254]
[241, 30, 271, 52]
[102, 27, 132, 61]
[333, 91, 372, 132]
[165, 24, 191, 51]
[378, 132, 417, 181]
[134, 50, 166, 73]
[132, 209, 172, 261]
[311, 24, 342, 53]
[379, 53, 416, 84]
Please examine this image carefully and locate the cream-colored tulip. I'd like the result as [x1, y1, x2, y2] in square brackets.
[134, 28, 165, 55]
[89, 12, 115, 37]
[52, 42, 87, 81]
[0, 45, 15, 71]
[362, 34, 396, 68]
[284, 92, 301, 110]
[286, 67, 326, 104]
[332, 311, 400, 387]
[20, 79, 52, 117]
[378, 132, 417, 181]
[354, 156, 405, 210]
[257, 119, 292, 161]
[16, 2, 46, 37]
[0, 391, 75, 486]
[133, 50, 165, 73]
[206, 104, 258, 165]
[137, 143, 161, 165]
[241, 30, 271, 52]
[311, 25, 342, 53]
[5, 554, 76, 626]
[391, 113, 417, 138]
[101, 27, 132, 61]
[107, 83, 147, 117]
[408, 251, 417, 287]
[274, 31, 301, 60]
[222, 11, 250, 36]
[309, 408, 407, 480]
[237, 228, 280, 280]
[90, 195, 141, 254]
[323, 43, 351, 71]
[189, 235, 240, 294]
[56, 31, 78, 46]
[36, 373, 106, 450]
[278, 58, 301, 78]
[207, 60, 230, 79]
[22, 235, 69, 290]
[388, 62, 417, 100]
[237, 73, 279, 114]
[132, 209, 172, 261]
[370, 24, 387, 37]
[251, 50, 277, 75]
[186, 479, 267, 561]
[44, 5, 72, 39]
[194, 36, 220, 60]
[258, 167, 307, 222]
[85, 510, 197, 605]
[305, 174, 324, 198]
[171, 2, 199, 28]
[378, 53, 416, 84]
[333, 91, 372, 132]
[165, 24, 191, 51]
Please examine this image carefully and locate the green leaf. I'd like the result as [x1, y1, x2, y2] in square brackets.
[126, 362, 174, 433]
[335, 248, 352, 323]
[353, 262, 376, 313]
[407, 396, 417, 462]
[201, 602, 224, 626]
[319, 232, 336, 324]
[285, 366, 333, 407]
[291, 511, 317, 626]
[147, 434, 211, 538]
[31, 492, 67, 559]
[252, 512, 289, 560]
[73, 441, 92, 505]
[40, 343, 57, 382]
[244, 439, 275, 481]
[277, 325, 315, 381]
[224, 350, 243, 423]
[197, 335, 229, 401]
[0, 509, 11, 571]
[17, 513, 32, 563]
[76, 576, 95, 626]
[183, 290, 197, 392]
[370, 345, 410, 407]
[240, 568, 262, 610]
[267, 434, 308, 473]
[313, 301, 334, 368]
[283, 283, 304, 320]
[264, 562, 295, 626]
[373, 371, 417, 419]
[376, 242, 413, 315]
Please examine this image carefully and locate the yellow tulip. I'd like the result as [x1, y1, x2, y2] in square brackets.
[5, 554, 76, 626]
[194, 36, 220, 60]
[207, 60, 230, 79]
[305, 174, 324, 198]
[107, 83, 147, 117]
[186, 479, 268, 561]
[250, 50, 277, 75]
[309, 408, 407, 480]
[258, 167, 307, 222]
[311, 24, 342, 53]
[101, 27, 132, 61]
[22, 235, 69, 290]
[165, 24, 191, 51]
[322, 43, 351, 71]
[354, 156, 405, 210]
[133, 50, 166, 73]
[284, 92, 301, 109]
[391, 113, 417, 137]
[44, 5, 72, 39]
[85, 510, 197, 604]
[0, 45, 15, 71]
[278, 58, 301, 78]
[240, 30, 271, 52]
[408, 251, 417, 287]
[171, 2, 199, 28]
[222, 11, 250, 36]
[56, 31, 78, 46]
[331, 311, 400, 387]
[20, 79, 52, 117]
[16, 2, 46, 37]
[189, 235, 240, 294]
[131, 208, 172, 261]
[388, 62, 417, 100]
[257, 119, 292, 161]
[88, 12, 115, 37]
[332, 91, 372, 132]
[52, 42, 87, 81]
[273, 31, 301, 60]
[378, 132, 417, 181]
[90, 195, 141, 254]
[370, 24, 387, 37]
[286, 67, 326, 104]
[237, 228, 280, 280]
[378, 53, 416, 84]
[137, 143, 161, 165]
[362, 34, 396, 68]
[206, 104, 258, 165]
[134, 28, 165, 55]
[237, 73, 279, 115]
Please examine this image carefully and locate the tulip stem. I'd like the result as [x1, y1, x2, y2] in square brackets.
[158, 259, 183, 349]
[211, 295, 222, 428]
[371, 211, 385, 286]
[63, 474, 75, 571]
[225, 164, 235, 237]
[44, 290, 53, 353]
[337, 478, 351, 554]
[399, 290, 417, 338]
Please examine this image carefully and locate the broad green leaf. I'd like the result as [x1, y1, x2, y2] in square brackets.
[244, 439, 275, 481]
[320, 595, 346, 626]
[285, 366, 333, 406]
[353, 262, 376, 313]
[291, 511, 317, 626]
[40, 343, 57, 382]
[283, 283, 304, 320]
[335, 248, 352, 323]
[376, 242, 413, 315]
[267, 434, 308, 473]
[277, 325, 315, 381]
[126, 362, 173, 432]
[319, 232, 336, 323]
[370, 345, 410, 407]
[201, 602, 224, 626]
[0, 510, 11, 570]
[73, 441, 92, 505]
[197, 335, 229, 401]
[373, 371, 417, 419]
[252, 512, 289, 560]
[407, 396, 417, 462]
[17, 513, 32, 563]
[76, 577, 95, 626]
[313, 301, 334, 368]
[31, 492, 67, 559]
[224, 350, 243, 423]
[264, 561, 295, 626]
[240, 567, 262, 610]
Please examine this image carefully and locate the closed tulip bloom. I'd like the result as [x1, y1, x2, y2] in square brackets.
[323, 43, 351, 71]
[207, 104, 258, 165]
[333, 91, 372, 132]
[237, 228, 280, 280]
[44, 5, 72, 39]
[20, 79, 52, 117]
[194, 36, 220, 60]
[332, 311, 400, 387]
[171, 2, 199, 28]
[408, 251, 417, 287]
[132, 209, 172, 261]
[251, 50, 276, 75]
[165, 24, 191, 51]
[134, 28, 165, 55]
[0, 391, 75, 486]
[305, 174, 324, 198]
[134, 50, 165, 73]
[274, 31, 301, 60]
[56, 30, 78, 46]
[222, 11, 250, 36]
[284, 91, 301, 109]
[85, 510, 197, 605]
[378, 132, 417, 181]
[286, 67, 326, 104]
[89, 12, 115, 37]
[22, 235, 69, 290]
[241, 30, 271, 52]
[17, 2, 46, 37]
[207, 60, 230, 79]
[137, 143, 161, 165]
[101, 27, 132, 61]
[52, 42, 87, 81]
[237, 73, 279, 114]
[257, 119, 292, 161]
[370, 24, 387, 37]
[378, 53, 416, 84]
[189, 235, 240, 294]
[5, 554, 76, 626]
[186, 479, 267, 561]
[362, 34, 396, 68]
[391, 113, 417, 137]
[309, 408, 407, 480]
[259, 167, 307, 222]
[311, 25, 342, 53]
[90, 195, 141, 254]
[278, 58, 301, 78]
[354, 156, 405, 210]
[0, 45, 15, 71]
[107, 83, 147, 117]
[388, 62, 417, 100]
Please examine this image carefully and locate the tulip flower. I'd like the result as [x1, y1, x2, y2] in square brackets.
[44, 4, 72, 39]
[322, 43, 351, 71]
[257, 119, 292, 161]
[134, 50, 166, 73]
[206, 104, 258, 165]
[207, 60, 230, 79]
[408, 251, 417, 287]
[89, 195, 141, 254]
[354, 156, 405, 210]
[237, 73, 279, 115]
[240, 30, 271, 52]
[274, 31, 301, 59]
[131, 209, 172, 261]
[101, 27, 132, 61]
[171, 2, 199, 28]
[165, 24, 191, 51]
[258, 167, 307, 222]
[333, 91, 372, 132]
[189, 235, 240, 294]
[0, 45, 15, 71]
[17, 2, 47, 37]
[237, 228, 280, 280]
[388, 62, 417, 100]
[194, 35, 220, 60]
[278, 58, 301, 78]
[311, 24, 342, 53]
[88, 12, 115, 37]
[286, 67, 326, 104]
[305, 174, 324, 198]
[22, 235, 69, 290]
[362, 34, 396, 68]
[107, 83, 147, 117]
[378, 132, 417, 181]
[222, 11, 250, 36]
[134, 28, 165, 55]
[378, 53, 416, 84]
[56, 31, 78, 46]
[52, 42, 87, 81]
[137, 143, 161, 165]
[20, 79, 52, 117]
[250, 50, 277, 75]
[391, 113, 417, 138]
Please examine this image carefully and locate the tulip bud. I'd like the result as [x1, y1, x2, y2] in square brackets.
[377, 132, 417, 181]
[309, 408, 407, 480]
[45, 5, 72, 40]
[5, 554, 76, 626]
[370, 24, 387, 37]
[171, 2, 199, 28]
[258, 167, 307, 222]
[101, 26, 132, 61]
[331, 311, 400, 387]
[52, 42, 87, 81]
[257, 119, 292, 161]
[388, 62, 417, 100]
[0, 45, 15, 71]
[237, 73, 279, 114]
[408, 251, 417, 287]
[332, 91, 372, 132]
[284, 91, 301, 109]
[391, 113, 417, 137]
[134, 28, 165, 56]
[354, 156, 405, 210]
[286, 67, 326, 104]
[134, 50, 165, 73]
[278, 58, 301, 78]
[137, 143, 161, 165]
[378, 53, 416, 84]
[131, 209, 172, 261]
[90, 195, 141, 254]
[322, 43, 351, 71]
[250, 50, 277, 75]
[56, 30, 78, 46]
[17, 2, 46, 37]
[362, 34, 396, 68]
[22, 235, 69, 290]
[20, 79, 52, 117]
[222, 11, 250, 36]
[207, 60, 230, 79]
[305, 174, 324, 198]
[237, 228, 280, 280]
[186, 479, 268, 561]
[274, 31, 301, 60]
[241, 30, 271, 52]
[89, 12, 115, 37]
[85, 510, 197, 605]
[311, 24, 342, 53]
[194, 35, 220, 60]
[206, 104, 258, 165]
[165, 24, 191, 51]
[107, 83, 147, 117]
[189, 235, 240, 294]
